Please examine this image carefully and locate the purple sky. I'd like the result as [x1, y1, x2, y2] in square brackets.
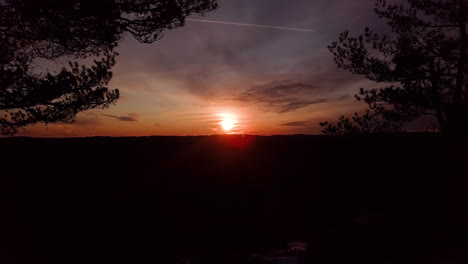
[21, 0, 393, 137]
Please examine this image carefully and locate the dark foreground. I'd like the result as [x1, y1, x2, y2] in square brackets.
[0, 134, 467, 264]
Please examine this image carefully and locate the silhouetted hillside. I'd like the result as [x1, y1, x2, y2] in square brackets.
[1, 134, 467, 264]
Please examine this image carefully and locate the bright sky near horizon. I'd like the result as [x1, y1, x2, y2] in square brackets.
[19, 0, 385, 137]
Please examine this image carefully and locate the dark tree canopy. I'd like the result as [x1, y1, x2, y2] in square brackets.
[0, 0, 218, 135]
[321, 0, 468, 135]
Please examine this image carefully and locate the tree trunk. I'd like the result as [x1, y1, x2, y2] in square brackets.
[452, 0, 467, 133]
[430, 59, 447, 132]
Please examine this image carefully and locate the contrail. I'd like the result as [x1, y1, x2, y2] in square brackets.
[186, 18, 316, 33]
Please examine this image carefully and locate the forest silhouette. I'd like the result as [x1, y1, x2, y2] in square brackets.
[1, 135, 467, 264]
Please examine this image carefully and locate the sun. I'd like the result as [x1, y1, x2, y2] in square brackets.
[219, 113, 238, 132]
[221, 119, 235, 131]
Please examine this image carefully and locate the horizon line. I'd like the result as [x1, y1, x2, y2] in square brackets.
[0, 134, 324, 139]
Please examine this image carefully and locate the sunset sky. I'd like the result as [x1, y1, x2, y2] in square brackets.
[19, 0, 387, 137]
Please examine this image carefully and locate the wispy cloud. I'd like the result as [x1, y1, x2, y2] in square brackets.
[281, 121, 313, 127]
[102, 113, 138, 122]
[237, 80, 327, 113]
[279, 100, 327, 113]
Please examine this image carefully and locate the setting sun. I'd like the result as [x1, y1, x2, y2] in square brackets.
[219, 113, 238, 132]
[221, 119, 235, 131]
